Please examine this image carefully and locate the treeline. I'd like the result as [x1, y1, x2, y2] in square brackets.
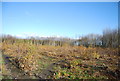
[77, 28, 119, 48]
[102, 28, 119, 48]
[1, 35, 74, 47]
[1, 28, 119, 48]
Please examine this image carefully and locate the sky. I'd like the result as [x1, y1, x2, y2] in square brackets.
[2, 2, 118, 38]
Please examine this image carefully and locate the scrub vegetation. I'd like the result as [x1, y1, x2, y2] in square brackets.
[0, 28, 119, 79]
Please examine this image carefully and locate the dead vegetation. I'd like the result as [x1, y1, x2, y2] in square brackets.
[0, 42, 119, 79]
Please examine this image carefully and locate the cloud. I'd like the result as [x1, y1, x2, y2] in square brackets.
[10, 32, 70, 39]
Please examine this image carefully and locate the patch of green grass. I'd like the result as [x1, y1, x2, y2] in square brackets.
[52, 59, 108, 79]
[2, 75, 12, 79]
[37, 55, 54, 72]
[0, 59, 5, 64]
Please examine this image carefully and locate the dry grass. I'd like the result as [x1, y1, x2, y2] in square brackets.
[1, 42, 119, 79]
